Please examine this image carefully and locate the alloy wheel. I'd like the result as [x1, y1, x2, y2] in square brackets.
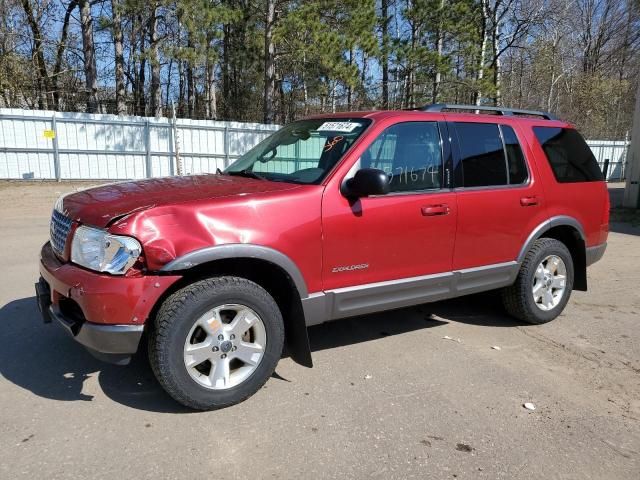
[532, 255, 567, 311]
[183, 304, 267, 390]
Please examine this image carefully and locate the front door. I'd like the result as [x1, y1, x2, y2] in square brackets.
[321, 121, 457, 318]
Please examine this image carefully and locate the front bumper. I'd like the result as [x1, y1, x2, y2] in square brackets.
[37, 280, 142, 364]
[38, 242, 181, 364]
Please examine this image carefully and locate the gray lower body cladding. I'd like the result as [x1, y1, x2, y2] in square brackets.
[302, 261, 520, 326]
[586, 243, 607, 266]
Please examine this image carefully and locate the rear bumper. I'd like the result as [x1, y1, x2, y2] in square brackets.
[38, 241, 181, 364]
[586, 242, 607, 266]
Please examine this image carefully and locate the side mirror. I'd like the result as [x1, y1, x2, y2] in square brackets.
[341, 168, 390, 198]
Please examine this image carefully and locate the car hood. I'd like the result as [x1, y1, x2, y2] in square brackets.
[61, 175, 300, 227]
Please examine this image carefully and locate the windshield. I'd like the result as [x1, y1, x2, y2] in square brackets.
[225, 118, 371, 184]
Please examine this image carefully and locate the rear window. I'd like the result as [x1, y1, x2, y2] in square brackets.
[533, 127, 603, 183]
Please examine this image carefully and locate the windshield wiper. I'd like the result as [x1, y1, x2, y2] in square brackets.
[226, 169, 266, 180]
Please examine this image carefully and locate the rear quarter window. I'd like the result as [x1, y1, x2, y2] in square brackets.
[533, 127, 603, 183]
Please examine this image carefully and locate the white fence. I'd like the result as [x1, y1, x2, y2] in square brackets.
[587, 139, 629, 181]
[0, 109, 279, 180]
[0, 108, 630, 181]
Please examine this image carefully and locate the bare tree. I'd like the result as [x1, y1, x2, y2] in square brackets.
[381, 0, 390, 109]
[263, 0, 276, 123]
[111, 0, 126, 115]
[19, 0, 51, 109]
[79, 0, 98, 112]
[149, 4, 162, 117]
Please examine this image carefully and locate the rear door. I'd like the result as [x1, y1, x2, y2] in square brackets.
[450, 121, 548, 270]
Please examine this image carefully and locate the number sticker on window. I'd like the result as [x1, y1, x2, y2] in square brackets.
[317, 122, 360, 133]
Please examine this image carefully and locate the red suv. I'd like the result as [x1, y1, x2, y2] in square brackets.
[36, 104, 609, 410]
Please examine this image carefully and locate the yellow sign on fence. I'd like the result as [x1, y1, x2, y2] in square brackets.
[43, 129, 56, 139]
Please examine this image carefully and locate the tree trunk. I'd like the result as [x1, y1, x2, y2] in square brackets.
[149, 5, 162, 117]
[546, 35, 559, 112]
[517, 48, 524, 107]
[53, 0, 77, 110]
[185, 32, 195, 117]
[454, 45, 461, 103]
[347, 49, 353, 109]
[131, 14, 139, 112]
[166, 59, 173, 111]
[178, 60, 185, 115]
[406, 18, 417, 109]
[187, 58, 195, 116]
[20, 0, 50, 109]
[278, 76, 286, 123]
[79, 0, 99, 113]
[360, 52, 368, 108]
[381, 0, 389, 109]
[111, 0, 126, 115]
[134, 14, 146, 117]
[475, 0, 489, 106]
[263, 0, 276, 123]
[432, 0, 445, 103]
[206, 55, 217, 120]
[302, 51, 309, 115]
[222, 23, 230, 119]
[186, 64, 195, 118]
[136, 56, 146, 116]
[492, 6, 501, 106]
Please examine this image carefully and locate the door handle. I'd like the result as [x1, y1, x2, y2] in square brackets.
[421, 204, 449, 216]
[520, 196, 539, 207]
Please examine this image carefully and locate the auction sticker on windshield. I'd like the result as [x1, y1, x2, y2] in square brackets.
[317, 121, 360, 133]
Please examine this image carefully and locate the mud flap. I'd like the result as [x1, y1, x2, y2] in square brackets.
[285, 301, 313, 368]
[35, 277, 52, 323]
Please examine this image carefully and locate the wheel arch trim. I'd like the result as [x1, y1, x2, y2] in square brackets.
[517, 215, 585, 264]
[160, 244, 309, 298]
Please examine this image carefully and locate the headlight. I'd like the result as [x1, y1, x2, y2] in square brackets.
[71, 226, 142, 275]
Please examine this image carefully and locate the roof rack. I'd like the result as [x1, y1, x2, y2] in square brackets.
[417, 103, 557, 120]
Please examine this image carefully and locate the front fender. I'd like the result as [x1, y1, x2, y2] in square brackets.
[160, 243, 309, 298]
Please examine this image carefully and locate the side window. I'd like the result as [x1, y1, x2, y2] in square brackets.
[501, 125, 528, 184]
[454, 122, 507, 187]
[533, 127, 604, 183]
[361, 122, 442, 192]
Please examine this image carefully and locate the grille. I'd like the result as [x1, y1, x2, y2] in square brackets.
[50, 210, 73, 255]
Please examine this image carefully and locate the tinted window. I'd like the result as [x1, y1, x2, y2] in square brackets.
[501, 125, 528, 184]
[361, 122, 442, 192]
[455, 122, 507, 187]
[533, 127, 603, 183]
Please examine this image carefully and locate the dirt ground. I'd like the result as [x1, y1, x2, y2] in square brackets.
[0, 180, 638, 479]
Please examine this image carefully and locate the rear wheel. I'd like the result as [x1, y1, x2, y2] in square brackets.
[502, 238, 574, 324]
[149, 276, 284, 410]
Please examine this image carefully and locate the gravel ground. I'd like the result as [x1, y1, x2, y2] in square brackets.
[0, 181, 638, 479]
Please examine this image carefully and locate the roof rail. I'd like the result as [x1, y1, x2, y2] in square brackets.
[417, 103, 557, 120]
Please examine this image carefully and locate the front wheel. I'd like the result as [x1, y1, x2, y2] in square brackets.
[502, 238, 574, 324]
[149, 276, 284, 410]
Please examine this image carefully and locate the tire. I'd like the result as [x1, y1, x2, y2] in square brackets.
[502, 238, 574, 325]
[149, 276, 284, 410]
